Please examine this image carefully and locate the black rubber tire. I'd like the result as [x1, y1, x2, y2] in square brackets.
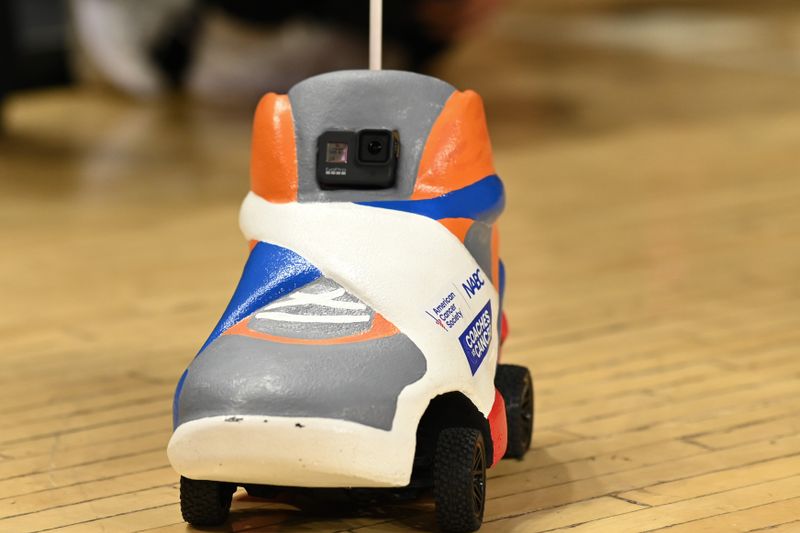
[495, 364, 534, 459]
[180, 476, 235, 526]
[433, 427, 486, 533]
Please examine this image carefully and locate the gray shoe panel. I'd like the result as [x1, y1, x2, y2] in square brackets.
[464, 221, 493, 279]
[288, 70, 455, 203]
[177, 332, 427, 431]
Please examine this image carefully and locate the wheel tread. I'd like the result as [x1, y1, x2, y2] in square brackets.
[180, 476, 233, 526]
[495, 364, 534, 458]
[434, 427, 485, 532]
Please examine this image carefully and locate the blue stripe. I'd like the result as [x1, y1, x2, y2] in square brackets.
[357, 175, 504, 223]
[196, 242, 321, 355]
[498, 260, 506, 301]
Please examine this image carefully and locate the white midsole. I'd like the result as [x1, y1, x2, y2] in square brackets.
[167, 415, 416, 488]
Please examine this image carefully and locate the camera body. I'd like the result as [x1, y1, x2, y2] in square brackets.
[316, 129, 399, 189]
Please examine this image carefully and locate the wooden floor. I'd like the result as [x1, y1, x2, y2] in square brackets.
[2, 1, 800, 531]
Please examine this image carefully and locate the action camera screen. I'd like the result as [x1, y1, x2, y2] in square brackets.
[325, 142, 349, 164]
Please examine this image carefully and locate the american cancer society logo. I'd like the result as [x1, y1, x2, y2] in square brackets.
[458, 301, 493, 375]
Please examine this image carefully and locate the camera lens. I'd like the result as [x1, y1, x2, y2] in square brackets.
[358, 130, 392, 164]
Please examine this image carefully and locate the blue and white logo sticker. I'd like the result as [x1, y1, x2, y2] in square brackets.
[458, 301, 493, 375]
[461, 269, 485, 299]
[425, 268, 489, 332]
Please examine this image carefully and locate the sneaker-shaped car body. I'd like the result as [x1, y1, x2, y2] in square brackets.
[168, 70, 533, 533]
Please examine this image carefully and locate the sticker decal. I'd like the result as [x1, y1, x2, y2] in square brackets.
[425, 267, 490, 332]
[427, 291, 465, 331]
[462, 269, 485, 299]
[458, 301, 493, 375]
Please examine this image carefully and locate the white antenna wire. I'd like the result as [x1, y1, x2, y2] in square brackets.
[369, 0, 382, 70]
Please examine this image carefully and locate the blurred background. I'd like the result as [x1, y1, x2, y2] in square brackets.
[2, 0, 800, 195]
[2, 0, 800, 531]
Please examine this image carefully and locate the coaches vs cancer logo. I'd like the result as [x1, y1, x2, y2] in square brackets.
[458, 301, 493, 374]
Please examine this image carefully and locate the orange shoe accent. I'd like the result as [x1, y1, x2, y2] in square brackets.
[224, 312, 400, 346]
[438, 217, 473, 243]
[250, 93, 298, 203]
[412, 90, 496, 200]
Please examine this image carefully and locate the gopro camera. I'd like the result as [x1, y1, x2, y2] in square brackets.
[316, 129, 399, 189]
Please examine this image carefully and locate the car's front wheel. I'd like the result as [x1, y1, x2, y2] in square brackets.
[433, 427, 487, 532]
[180, 476, 235, 526]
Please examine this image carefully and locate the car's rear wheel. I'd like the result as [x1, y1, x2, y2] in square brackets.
[496, 364, 534, 458]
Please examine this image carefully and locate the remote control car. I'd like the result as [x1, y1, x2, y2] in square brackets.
[167, 69, 534, 533]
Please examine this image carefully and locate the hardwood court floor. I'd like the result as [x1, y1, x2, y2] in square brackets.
[2, 1, 800, 532]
